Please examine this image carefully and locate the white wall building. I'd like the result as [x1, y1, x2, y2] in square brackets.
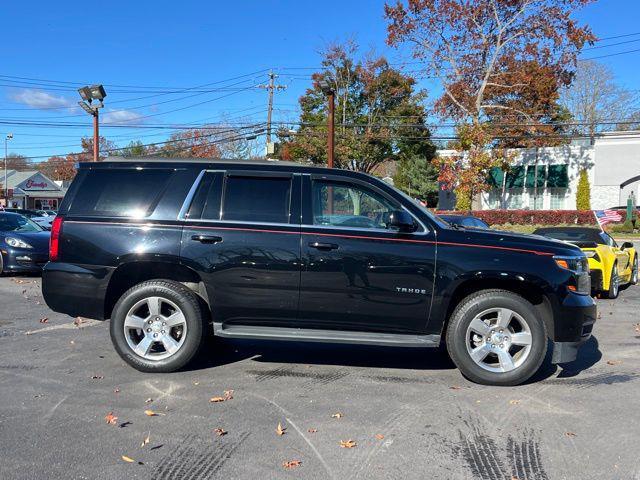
[437, 131, 640, 210]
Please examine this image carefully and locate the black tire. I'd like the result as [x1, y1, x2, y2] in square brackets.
[445, 289, 547, 386]
[0, 253, 3, 276]
[605, 263, 619, 299]
[110, 280, 207, 373]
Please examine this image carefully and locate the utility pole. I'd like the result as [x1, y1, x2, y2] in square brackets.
[258, 71, 286, 157]
[318, 79, 335, 168]
[3, 133, 12, 207]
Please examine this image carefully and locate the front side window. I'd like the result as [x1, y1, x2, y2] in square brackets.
[0, 214, 43, 232]
[222, 175, 291, 224]
[312, 180, 398, 230]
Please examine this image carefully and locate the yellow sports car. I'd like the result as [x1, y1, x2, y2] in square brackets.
[533, 227, 638, 299]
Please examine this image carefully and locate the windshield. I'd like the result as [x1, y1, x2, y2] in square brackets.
[0, 214, 44, 232]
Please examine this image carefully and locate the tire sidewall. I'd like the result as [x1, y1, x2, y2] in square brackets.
[110, 281, 205, 373]
[608, 263, 619, 298]
[446, 291, 547, 386]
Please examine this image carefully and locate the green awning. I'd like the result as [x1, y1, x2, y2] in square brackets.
[525, 165, 546, 188]
[547, 164, 569, 188]
[487, 167, 504, 188]
[506, 166, 525, 188]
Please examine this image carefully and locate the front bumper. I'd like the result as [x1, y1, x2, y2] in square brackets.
[550, 291, 596, 363]
[1, 248, 49, 273]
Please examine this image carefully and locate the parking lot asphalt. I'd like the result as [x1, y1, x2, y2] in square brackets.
[1, 264, 639, 479]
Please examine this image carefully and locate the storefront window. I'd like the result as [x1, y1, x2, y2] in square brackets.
[549, 188, 567, 209]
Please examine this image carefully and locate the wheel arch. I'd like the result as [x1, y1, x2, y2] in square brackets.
[104, 261, 208, 319]
[437, 276, 554, 342]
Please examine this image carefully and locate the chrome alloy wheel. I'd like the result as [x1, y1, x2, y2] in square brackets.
[465, 307, 533, 373]
[123, 296, 187, 361]
[612, 266, 619, 297]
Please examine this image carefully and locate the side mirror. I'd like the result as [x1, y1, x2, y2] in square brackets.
[621, 242, 634, 250]
[387, 210, 417, 233]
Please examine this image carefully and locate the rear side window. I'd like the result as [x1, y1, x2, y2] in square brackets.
[222, 175, 291, 223]
[68, 169, 173, 217]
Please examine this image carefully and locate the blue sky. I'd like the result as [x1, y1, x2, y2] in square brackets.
[2, 0, 640, 161]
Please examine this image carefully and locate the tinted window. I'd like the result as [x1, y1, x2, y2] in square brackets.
[312, 180, 398, 230]
[222, 175, 291, 223]
[69, 169, 173, 217]
[0, 214, 43, 232]
[535, 229, 603, 244]
[186, 172, 223, 220]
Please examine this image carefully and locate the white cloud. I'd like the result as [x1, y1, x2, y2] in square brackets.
[10, 89, 73, 109]
[102, 109, 144, 125]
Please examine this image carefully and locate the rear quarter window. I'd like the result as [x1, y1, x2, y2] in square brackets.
[68, 168, 174, 217]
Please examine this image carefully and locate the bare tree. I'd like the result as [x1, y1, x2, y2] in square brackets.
[560, 60, 640, 138]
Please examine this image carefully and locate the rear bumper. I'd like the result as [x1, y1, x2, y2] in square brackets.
[42, 262, 113, 319]
[550, 291, 596, 363]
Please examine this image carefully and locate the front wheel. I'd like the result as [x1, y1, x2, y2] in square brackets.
[110, 280, 207, 373]
[631, 256, 638, 285]
[446, 289, 547, 386]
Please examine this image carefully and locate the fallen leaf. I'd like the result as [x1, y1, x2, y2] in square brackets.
[91, 375, 104, 380]
[597, 312, 602, 319]
[121, 455, 135, 463]
[283, 460, 302, 469]
[213, 428, 227, 436]
[565, 432, 577, 437]
[339, 439, 357, 448]
[276, 422, 286, 436]
[331, 412, 343, 419]
[145, 398, 153, 403]
[39, 317, 48, 324]
[141, 432, 150, 448]
[509, 399, 521, 405]
[307, 428, 317, 433]
[374, 434, 385, 440]
[634, 323, 640, 333]
[144, 410, 165, 417]
[606, 360, 622, 366]
[105, 412, 118, 425]
[449, 386, 461, 390]
[210, 390, 234, 403]
[223, 389, 234, 399]
[74, 317, 85, 327]
[114, 388, 120, 394]
[210, 396, 227, 403]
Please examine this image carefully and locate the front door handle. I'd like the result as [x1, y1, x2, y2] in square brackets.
[308, 241, 339, 250]
[191, 234, 223, 244]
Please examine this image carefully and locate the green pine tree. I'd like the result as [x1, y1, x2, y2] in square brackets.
[576, 169, 591, 211]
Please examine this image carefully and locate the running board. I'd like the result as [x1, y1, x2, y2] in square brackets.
[213, 323, 440, 348]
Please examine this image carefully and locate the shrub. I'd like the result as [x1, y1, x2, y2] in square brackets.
[436, 209, 598, 226]
[576, 169, 591, 210]
[454, 188, 472, 210]
[608, 222, 635, 234]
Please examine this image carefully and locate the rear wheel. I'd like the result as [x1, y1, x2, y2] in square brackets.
[605, 263, 619, 299]
[110, 280, 207, 372]
[446, 289, 547, 386]
[631, 256, 638, 285]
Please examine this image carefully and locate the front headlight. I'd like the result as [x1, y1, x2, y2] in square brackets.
[554, 255, 591, 294]
[5, 237, 33, 249]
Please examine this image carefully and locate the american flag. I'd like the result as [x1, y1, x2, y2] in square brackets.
[594, 209, 623, 226]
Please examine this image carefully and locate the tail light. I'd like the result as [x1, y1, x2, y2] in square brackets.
[49, 216, 63, 261]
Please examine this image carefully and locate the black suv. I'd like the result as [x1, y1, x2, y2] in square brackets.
[42, 158, 596, 386]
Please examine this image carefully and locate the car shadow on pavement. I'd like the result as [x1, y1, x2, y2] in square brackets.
[528, 336, 602, 383]
[189, 338, 457, 372]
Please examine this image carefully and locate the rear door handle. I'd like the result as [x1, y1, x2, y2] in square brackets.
[191, 234, 223, 244]
[308, 241, 339, 250]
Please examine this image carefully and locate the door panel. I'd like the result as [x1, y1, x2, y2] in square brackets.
[181, 224, 301, 325]
[300, 229, 436, 333]
[179, 171, 302, 326]
[299, 175, 435, 334]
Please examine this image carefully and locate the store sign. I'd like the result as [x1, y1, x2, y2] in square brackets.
[25, 179, 49, 189]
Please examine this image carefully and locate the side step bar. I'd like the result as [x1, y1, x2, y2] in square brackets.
[213, 323, 440, 348]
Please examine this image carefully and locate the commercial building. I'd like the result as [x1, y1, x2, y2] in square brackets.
[438, 130, 640, 210]
[0, 170, 67, 210]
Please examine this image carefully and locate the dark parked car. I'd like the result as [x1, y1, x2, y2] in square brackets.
[438, 214, 490, 229]
[42, 158, 596, 386]
[4, 208, 54, 229]
[0, 212, 51, 274]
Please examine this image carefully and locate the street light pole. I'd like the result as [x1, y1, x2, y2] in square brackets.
[78, 85, 107, 162]
[4, 133, 12, 207]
